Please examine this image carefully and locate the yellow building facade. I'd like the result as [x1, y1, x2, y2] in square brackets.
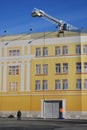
[0, 31, 87, 119]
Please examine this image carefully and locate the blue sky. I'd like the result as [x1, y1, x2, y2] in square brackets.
[0, 0, 87, 35]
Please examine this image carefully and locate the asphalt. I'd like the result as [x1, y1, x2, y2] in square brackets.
[0, 117, 87, 130]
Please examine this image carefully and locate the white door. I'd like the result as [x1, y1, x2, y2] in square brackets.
[44, 102, 52, 118]
[52, 102, 59, 118]
[44, 101, 59, 118]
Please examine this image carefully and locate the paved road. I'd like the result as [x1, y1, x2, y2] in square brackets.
[0, 118, 87, 130]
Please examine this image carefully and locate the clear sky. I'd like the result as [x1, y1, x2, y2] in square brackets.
[0, 0, 87, 35]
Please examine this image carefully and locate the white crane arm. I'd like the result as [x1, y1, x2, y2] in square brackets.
[32, 8, 63, 31]
[31, 8, 78, 31]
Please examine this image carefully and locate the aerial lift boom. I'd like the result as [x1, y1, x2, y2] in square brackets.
[31, 8, 77, 32]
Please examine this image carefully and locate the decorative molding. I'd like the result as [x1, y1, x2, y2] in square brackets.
[0, 55, 35, 62]
[0, 92, 87, 96]
[20, 62, 24, 92]
[26, 62, 30, 92]
[2, 63, 7, 92]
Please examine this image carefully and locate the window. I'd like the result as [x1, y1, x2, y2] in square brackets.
[83, 45, 87, 54]
[36, 48, 41, 57]
[43, 64, 48, 74]
[84, 79, 87, 89]
[76, 79, 81, 89]
[9, 50, 20, 56]
[62, 79, 68, 90]
[63, 63, 68, 73]
[55, 46, 60, 56]
[55, 80, 60, 90]
[55, 64, 61, 74]
[76, 45, 81, 54]
[62, 46, 68, 55]
[76, 63, 81, 73]
[43, 47, 48, 56]
[9, 82, 19, 92]
[36, 64, 41, 75]
[84, 62, 87, 72]
[9, 65, 19, 75]
[35, 80, 40, 91]
[42, 80, 48, 90]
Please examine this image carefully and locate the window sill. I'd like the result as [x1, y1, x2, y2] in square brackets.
[55, 73, 68, 75]
[35, 74, 48, 76]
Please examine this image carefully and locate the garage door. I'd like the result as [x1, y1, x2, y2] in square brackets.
[44, 101, 59, 118]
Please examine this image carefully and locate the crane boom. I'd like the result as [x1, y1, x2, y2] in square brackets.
[31, 8, 77, 32]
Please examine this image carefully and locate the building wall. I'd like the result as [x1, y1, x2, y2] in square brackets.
[0, 32, 87, 118]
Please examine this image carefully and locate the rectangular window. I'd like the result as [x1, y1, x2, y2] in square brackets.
[55, 80, 60, 90]
[63, 63, 68, 73]
[43, 64, 48, 74]
[43, 47, 48, 56]
[84, 79, 87, 89]
[76, 45, 81, 54]
[42, 80, 48, 90]
[36, 48, 41, 57]
[36, 64, 41, 75]
[62, 79, 68, 90]
[35, 80, 40, 91]
[84, 62, 87, 72]
[55, 46, 60, 56]
[55, 64, 61, 74]
[62, 46, 68, 55]
[9, 82, 19, 92]
[9, 50, 20, 56]
[83, 45, 87, 54]
[9, 65, 19, 75]
[76, 63, 81, 73]
[76, 79, 81, 89]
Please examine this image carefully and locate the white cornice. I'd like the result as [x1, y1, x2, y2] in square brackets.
[0, 36, 87, 47]
[0, 55, 34, 62]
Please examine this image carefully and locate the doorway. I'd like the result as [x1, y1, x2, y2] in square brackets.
[41, 100, 65, 119]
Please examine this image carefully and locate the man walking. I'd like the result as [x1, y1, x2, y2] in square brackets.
[17, 110, 22, 120]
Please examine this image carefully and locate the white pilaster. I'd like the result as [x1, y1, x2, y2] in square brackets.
[4, 47, 7, 57]
[28, 45, 30, 55]
[22, 45, 25, 55]
[41, 100, 44, 118]
[20, 62, 24, 92]
[2, 62, 7, 92]
[0, 46, 2, 57]
[0, 64, 2, 92]
[26, 62, 30, 91]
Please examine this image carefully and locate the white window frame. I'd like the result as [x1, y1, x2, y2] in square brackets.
[83, 45, 87, 54]
[9, 65, 19, 75]
[55, 80, 60, 90]
[36, 48, 41, 57]
[62, 46, 68, 55]
[55, 63, 61, 74]
[63, 63, 68, 73]
[55, 46, 60, 56]
[76, 63, 81, 73]
[9, 49, 20, 56]
[76, 79, 81, 90]
[76, 45, 81, 54]
[84, 62, 87, 72]
[62, 79, 68, 90]
[84, 79, 87, 89]
[35, 80, 40, 91]
[43, 47, 48, 56]
[36, 64, 41, 75]
[43, 64, 48, 74]
[42, 80, 48, 90]
[9, 82, 19, 92]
